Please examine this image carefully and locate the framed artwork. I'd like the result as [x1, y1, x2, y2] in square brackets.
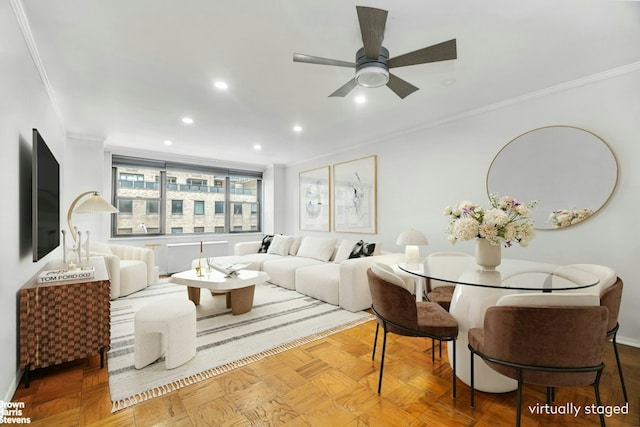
[299, 166, 331, 231]
[333, 155, 377, 233]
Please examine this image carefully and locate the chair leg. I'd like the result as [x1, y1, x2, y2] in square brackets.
[372, 323, 379, 361]
[611, 327, 629, 402]
[470, 350, 475, 408]
[593, 369, 605, 427]
[516, 371, 523, 427]
[546, 386, 555, 404]
[377, 329, 388, 394]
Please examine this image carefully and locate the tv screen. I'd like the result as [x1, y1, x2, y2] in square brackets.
[32, 129, 60, 262]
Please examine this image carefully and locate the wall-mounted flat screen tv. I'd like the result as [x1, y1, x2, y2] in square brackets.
[32, 129, 60, 262]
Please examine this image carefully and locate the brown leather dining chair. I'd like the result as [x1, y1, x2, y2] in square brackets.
[565, 264, 627, 403]
[367, 264, 459, 397]
[468, 304, 609, 427]
[600, 277, 627, 402]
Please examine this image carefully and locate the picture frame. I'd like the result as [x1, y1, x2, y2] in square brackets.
[333, 155, 377, 233]
[299, 166, 331, 231]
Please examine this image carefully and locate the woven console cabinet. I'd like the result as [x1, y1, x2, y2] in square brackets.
[19, 257, 111, 387]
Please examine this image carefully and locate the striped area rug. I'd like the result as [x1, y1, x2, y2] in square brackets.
[108, 280, 372, 411]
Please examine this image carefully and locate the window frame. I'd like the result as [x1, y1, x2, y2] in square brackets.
[111, 155, 262, 238]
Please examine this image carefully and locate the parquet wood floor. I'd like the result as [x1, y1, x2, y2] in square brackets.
[11, 318, 638, 426]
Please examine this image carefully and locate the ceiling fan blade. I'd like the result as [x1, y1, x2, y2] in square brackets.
[388, 39, 457, 68]
[329, 78, 358, 97]
[356, 6, 388, 59]
[293, 53, 355, 68]
[386, 73, 419, 99]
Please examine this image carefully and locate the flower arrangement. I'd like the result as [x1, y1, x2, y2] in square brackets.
[548, 207, 593, 228]
[444, 193, 538, 247]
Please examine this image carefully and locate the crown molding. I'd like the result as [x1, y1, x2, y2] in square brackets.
[106, 146, 266, 173]
[11, 0, 65, 132]
[66, 132, 106, 144]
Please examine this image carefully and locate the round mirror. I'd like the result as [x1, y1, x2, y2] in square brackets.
[487, 125, 618, 230]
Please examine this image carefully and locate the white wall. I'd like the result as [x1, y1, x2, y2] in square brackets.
[284, 66, 640, 347]
[1, 1, 67, 402]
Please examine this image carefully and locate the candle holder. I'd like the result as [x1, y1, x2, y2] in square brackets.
[196, 251, 204, 277]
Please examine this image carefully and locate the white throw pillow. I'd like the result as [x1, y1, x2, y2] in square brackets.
[333, 239, 357, 263]
[267, 235, 294, 256]
[289, 236, 303, 255]
[296, 237, 337, 262]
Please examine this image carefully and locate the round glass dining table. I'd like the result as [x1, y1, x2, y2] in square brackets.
[399, 257, 600, 393]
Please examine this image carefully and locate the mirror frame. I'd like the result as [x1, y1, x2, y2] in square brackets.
[486, 125, 619, 230]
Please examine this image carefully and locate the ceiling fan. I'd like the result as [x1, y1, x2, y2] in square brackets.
[293, 6, 457, 99]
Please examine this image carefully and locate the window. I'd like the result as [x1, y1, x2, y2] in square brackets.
[194, 200, 205, 215]
[146, 200, 159, 215]
[111, 156, 262, 237]
[171, 200, 183, 215]
[118, 199, 133, 215]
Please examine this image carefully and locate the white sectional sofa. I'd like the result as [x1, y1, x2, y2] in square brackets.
[210, 236, 405, 312]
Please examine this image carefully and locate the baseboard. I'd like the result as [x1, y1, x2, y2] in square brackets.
[2, 369, 22, 413]
[617, 335, 640, 349]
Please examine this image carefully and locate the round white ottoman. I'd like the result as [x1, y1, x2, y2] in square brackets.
[134, 298, 196, 369]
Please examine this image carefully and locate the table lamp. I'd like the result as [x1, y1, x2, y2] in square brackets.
[396, 228, 429, 266]
[67, 191, 118, 243]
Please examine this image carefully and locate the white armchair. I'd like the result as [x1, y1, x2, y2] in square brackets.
[91, 242, 155, 299]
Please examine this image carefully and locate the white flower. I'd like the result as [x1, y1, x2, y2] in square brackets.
[453, 217, 479, 241]
[549, 207, 593, 228]
[444, 193, 538, 247]
[483, 208, 509, 226]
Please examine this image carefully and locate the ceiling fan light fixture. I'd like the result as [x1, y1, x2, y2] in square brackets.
[355, 64, 389, 88]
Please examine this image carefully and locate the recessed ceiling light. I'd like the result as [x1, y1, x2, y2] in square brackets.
[182, 117, 194, 124]
[164, 140, 173, 146]
[355, 95, 366, 104]
[293, 125, 303, 133]
[214, 80, 228, 90]
[253, 144, 262, 151]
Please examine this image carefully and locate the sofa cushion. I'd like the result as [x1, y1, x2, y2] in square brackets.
[267, 235, 294, 256]
[333, 239, 357, 263]
[263, 257, 324, 290]
[296, 237, 337, 262]
[295, 263, 341, 306]
[289, 236, 303, 255]
[258, 234, 274, 253]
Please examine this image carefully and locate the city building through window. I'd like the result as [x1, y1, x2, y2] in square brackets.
[112, 155, 262, 237]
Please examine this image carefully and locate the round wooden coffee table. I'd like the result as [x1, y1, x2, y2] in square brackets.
[169, 269, 270, 315]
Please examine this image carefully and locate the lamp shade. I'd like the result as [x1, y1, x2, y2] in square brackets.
[74, 192, 118, 214]
[396, 229, 429, 246]
[67, 191, 118, 242]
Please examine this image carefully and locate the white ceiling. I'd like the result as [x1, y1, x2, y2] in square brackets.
[19, 0, 640, 167]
